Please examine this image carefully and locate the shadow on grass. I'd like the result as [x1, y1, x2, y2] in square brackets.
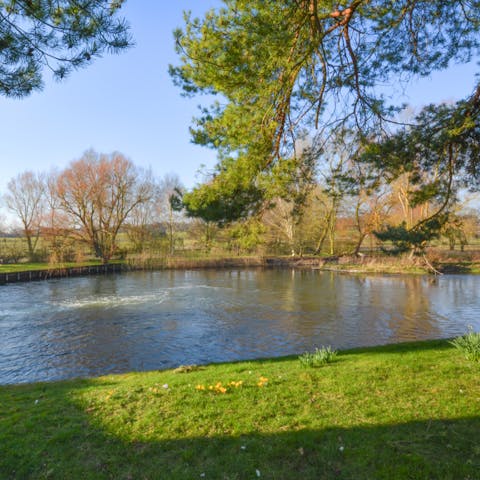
[1, 376, 478, 480]
[339, 338, 455, 356]
[200, 339, 457, 371]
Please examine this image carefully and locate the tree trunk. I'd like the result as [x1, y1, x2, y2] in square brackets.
[353, 233, 367, 256]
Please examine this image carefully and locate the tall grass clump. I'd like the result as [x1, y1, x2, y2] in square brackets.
[450, 327, 480, 362]
[299, 346, 337, 367]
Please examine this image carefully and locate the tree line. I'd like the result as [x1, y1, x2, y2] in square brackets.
[170, 0, 480, 253]
[1, 0, 480, 261]
[0, 150, 184, 264]
[1, 146, 478, 265]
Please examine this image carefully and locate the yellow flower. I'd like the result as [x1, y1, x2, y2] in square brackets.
[104, 389, 116, 400]
[228, 380, 243, 388]
[195, 385, 205, 391]
[211, 382, 228, 394]
[257, 376, 269, 387]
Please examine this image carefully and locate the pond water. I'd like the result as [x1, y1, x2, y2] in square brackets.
[0, 269, 479, 384]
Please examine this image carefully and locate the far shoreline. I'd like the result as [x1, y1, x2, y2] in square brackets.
[1, 253, 480, 285]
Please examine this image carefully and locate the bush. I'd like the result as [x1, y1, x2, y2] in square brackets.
[299, 346, 337, 367]
[450, 327, 480, 362]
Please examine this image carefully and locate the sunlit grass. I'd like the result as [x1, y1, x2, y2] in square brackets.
[0, 259, 124, 274]
[1, 339, 479, 479]
[299, 346, 338, 367]
[450, 328, 480, 362]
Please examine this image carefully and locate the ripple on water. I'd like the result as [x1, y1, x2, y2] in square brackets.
[51, 291, 170, 309]
[0, 270, 479, 384]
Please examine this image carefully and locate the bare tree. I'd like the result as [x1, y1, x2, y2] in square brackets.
[262, 198, 298, 255]
[125, 169, 158, 253]
[56, 150, 151, 263]
[3, 171, 45, 260]
[314, 141, 349, 256]
[0, 212, 5, 234]
[42, 169, 77, 263]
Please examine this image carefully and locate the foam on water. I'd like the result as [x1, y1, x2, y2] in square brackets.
[52, 291, 170, 309]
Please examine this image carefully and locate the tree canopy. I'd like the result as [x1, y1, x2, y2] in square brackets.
[0, 0, 130, 97]
[171, 0, 480, 223]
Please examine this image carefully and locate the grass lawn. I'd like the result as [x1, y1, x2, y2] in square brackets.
[0, 340, 479, 479]
[0, 260, 124, 274]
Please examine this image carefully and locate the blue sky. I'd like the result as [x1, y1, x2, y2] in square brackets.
[0, 1, 478, 199]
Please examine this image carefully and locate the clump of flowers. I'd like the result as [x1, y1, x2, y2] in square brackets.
[211, 382, 228, 394]
[257, 376, 268, 387]
[229, 380, 243, 388]
[195, 380, 243, 394]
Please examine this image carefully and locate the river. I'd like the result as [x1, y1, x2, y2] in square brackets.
[0, 269, 479, 384]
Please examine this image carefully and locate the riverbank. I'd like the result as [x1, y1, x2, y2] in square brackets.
[134, 252, 480, 275]
[1, 339, 478, 479]
[1, 250, 479, 284]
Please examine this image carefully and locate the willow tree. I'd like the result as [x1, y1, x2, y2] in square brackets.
[171, 0, 480, 222]
[0, 0, 130, 98]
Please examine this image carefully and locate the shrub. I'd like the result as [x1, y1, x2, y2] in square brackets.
[450, 327, 480, 362]
[299, 346, 337, 367]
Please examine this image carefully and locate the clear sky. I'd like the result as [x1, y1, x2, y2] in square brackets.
[0, 1, 478, 200]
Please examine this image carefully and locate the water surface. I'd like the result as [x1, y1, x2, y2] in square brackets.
[0, 269, 479, 384]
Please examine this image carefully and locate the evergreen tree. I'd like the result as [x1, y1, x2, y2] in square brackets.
[171, 1, 480, 222]
[0, 0, 130, 97]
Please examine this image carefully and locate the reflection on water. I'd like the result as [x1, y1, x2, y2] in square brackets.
[0, 269, 479, 384]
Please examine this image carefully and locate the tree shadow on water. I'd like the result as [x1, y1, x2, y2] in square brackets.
[0, 377, 479, 480]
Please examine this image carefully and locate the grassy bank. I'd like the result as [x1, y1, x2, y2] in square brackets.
[0, 260, 124, 274]
[310, 251, 480, 275]
[1, 340, 479, 479]
[2, 249, 480, 278]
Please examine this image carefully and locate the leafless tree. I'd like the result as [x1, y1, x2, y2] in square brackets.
[56, 150, 152, 263]
[125, 169, 158, 253]
[3, 171, 45, 260]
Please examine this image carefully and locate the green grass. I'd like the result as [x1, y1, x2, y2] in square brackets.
[450, 328, 480, 362]
[0, 260, 124, 274]
[1, 339, 479, 479]
[299, 346, 338, 367]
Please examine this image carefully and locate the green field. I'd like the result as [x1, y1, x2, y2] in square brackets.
[1, 340, 479, 479]
[0, 260, 124, 274]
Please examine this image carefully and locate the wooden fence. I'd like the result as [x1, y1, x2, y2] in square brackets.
[0, 263, 124, 285]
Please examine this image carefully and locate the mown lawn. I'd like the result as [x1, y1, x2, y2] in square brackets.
[0, 340, 479, 479]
